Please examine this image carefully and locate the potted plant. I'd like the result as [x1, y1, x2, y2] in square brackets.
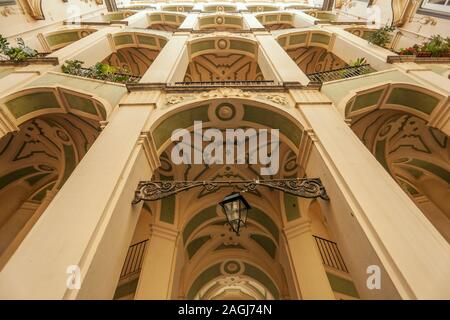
[367, 25, 395, 48]
[0, 34, 38, 62]
[398, 47, 416, 56]
[413, 36, 450, 57]
[61, 60, 136, 84]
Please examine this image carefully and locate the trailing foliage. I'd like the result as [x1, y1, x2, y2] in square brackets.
[0, 34, 38, 62]
[367, 25, 395, 48]
[61, 59, 138, 84]
[398, 35, 450, 57]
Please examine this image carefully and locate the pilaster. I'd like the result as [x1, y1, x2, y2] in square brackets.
[283, 219, 335, 300]
[134, 223, 180, 300]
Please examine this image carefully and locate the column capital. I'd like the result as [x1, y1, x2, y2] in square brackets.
[289, 89, 332, 106]
[138, 131, 161, 172]
[150, 223, 179, 242]
[283, 219, 312, 240]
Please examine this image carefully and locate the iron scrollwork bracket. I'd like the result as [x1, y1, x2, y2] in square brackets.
[132, 178, 329, 204]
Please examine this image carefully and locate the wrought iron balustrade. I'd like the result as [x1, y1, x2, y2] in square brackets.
[307, 64, 373, 83]
[119, 239, 149, 279]
[313, 235, 348, 273]
[173, 80, 276, 87]
[74, 67, 142, 83]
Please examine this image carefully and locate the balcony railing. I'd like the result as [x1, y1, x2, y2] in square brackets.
[173, 80, 276, 87]
[74, 67, 142, 83]
[307, 64, 373, 83]
[313, 235, 348, 273]
[119, 239, 149, 279]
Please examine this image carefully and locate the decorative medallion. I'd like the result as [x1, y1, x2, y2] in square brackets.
[221, 260, 243, 275]
[215, 103, 236, 121]
[216, 38, 228, 50]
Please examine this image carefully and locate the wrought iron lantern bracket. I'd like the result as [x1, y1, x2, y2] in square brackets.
[132, 178, 329, 204]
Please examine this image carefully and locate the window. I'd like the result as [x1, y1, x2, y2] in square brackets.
[419, 0, 450, 17]
[0, 0, 16, 6]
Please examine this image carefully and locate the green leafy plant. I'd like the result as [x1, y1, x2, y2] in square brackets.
[61, 59, 83, 75]
[398, 47, 416, 55]
[367, 25, 395, 48]
[350, 57, 367, 67]
[423, 35, 449, 57]
[405, 36, 450, 57]
[0, 34, 38, 62]
[61, 59, 137, 84]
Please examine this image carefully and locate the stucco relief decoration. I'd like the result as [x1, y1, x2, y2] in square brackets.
[165, 95, 185, 106]
[200, 88, 251, 99]
[391, 0, 416, 27]
[0, 3, 23, 17]
[19, 0, 44, 20]
[263, 94, 289, 106]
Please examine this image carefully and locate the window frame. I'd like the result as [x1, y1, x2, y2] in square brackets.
[417, 0, 450, 19]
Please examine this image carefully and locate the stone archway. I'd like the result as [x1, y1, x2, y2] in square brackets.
[0, 87, 109, 267]
[344, 83, 450, 242]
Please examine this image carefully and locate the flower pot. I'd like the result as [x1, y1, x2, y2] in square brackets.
[416, 51, 432, 57]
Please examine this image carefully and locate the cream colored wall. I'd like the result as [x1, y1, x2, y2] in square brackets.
[0, 0, 106, 50]
[336, 1, 450, 49]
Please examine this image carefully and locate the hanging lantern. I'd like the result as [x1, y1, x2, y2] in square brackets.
[219, 192, 251, 235]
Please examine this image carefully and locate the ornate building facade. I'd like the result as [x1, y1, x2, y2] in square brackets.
[0, 0, 449, 300]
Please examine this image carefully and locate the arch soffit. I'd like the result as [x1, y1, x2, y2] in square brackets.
[0, 86, 111, 131]
[188, 34, 259, 60]
[109, 30, 171, 51]
[149, 96, 304, 156]
[275, 29, 335, 51]
[339, 82, 448, 126]
[39, 27, 99, 52]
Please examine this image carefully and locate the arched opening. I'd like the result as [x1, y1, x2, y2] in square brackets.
[277, 31, 348, 74]
[101, 32, 168, 77]
[39, 27, 98, 53]
[113, 98, 356, 300]
[184, 37, 265, 81]
[198, 14, 244, 31]
[345, 83, 450, 242]
[255, 12, 295, 30]
[0, 87, 109, 267]
[147, 12, 186, 31]
[203, 4, 238, 13]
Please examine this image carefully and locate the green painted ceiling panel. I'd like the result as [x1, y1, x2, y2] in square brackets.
[311, 33, 330, 45]
[386, 87, 440, 115]
[183, 205, 218, 243]
[248, 207, 279, 242]
[326, 272, 359, 298]
[153, 105, 209, 149]
[187, 235, 211, 259]
[114, 34, 134, 46]
[229, 40, 255, 54]
[64, 93, 97, 115]
[137, 35, 156, 46]
[46, 32, 80, 47]
[243, 105, 301, 147]
[187, 263, 222, 299]
[289, 34, 307, 46]
[160, 195, 176, 224]
[243, 263, 279, 299]
[5, 92, 60, 119]
[352, 89, 383, 112]
[284, 193, 300, 221]
[250, 234, 276, 259]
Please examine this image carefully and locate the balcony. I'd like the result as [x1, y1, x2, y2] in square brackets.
[306, 64, 374, 83]
[313, 235, 348, 273]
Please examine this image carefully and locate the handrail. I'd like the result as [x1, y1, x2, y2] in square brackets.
[313, 235, 348, 273]
[307, 64, 373, 83]
[119, 239, 149, 279]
